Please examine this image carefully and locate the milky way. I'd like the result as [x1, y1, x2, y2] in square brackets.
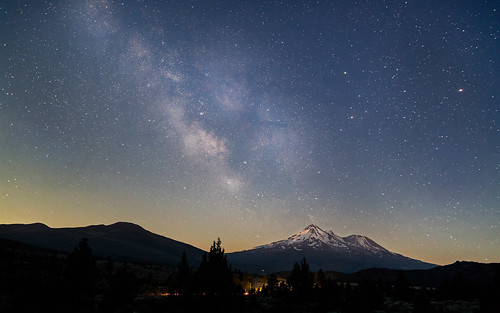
[1, 1, 499, 264]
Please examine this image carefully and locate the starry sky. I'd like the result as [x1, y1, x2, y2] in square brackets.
[1, 1, 499, 265]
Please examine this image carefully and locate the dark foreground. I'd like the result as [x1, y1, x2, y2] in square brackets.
[0, 292, 494, 313]
[1, 237, 499, 313]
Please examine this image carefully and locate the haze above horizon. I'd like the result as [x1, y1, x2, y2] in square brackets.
[1, 0, 499, 265]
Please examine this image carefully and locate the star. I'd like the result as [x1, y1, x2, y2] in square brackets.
[0, 0, 498, 265]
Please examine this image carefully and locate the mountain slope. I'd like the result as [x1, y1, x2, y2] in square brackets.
[0, 223, 437, 273]
[346, 261, 500, 288]
[227, 225, 436, 273]
[0, 222, 205, 266]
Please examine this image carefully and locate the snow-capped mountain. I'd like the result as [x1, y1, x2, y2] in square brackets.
[256, 224, 348, 251]
[0, 222, 437, 274]
[255, 224, 393, 256]
[343, 234, 392, 255]
[227, 225, 436, 274]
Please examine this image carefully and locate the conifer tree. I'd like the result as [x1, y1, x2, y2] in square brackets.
[316, 269, 326, 288]
[287, 258, 314, 295]
[66, 237, 97, 296]
[175, 251, 193, 295]
[263, 274, 279, 295]
[198, 238, 234, 295]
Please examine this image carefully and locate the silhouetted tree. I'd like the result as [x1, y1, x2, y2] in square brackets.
[66, 237, 97, 297]
[175, 251, 194, 295]
[197, 253, 209, 293]
[287, 258, 314, 295]
[262, 274, 279, 295]
[103, 264, 139, 311]
[316, 277, 342, 311]
[197, 238, 234, 295]
[316, 269, 326, 288]
[277, 280, 290, 296]
[288, 261, 301, 289]
[233, 270, 250, 293]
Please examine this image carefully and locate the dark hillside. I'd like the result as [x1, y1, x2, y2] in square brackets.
[0, 222, 206, 266]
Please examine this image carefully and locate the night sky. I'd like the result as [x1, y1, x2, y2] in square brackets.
[1, 1, 499, 265]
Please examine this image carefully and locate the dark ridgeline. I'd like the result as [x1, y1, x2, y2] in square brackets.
[0, 223, 437, 273]
[0, 222, 206, 266]
[1, 235, 500, 313]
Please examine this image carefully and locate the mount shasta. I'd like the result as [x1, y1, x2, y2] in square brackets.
[226, 224, 436, 273]
[0, 222, 436, 273]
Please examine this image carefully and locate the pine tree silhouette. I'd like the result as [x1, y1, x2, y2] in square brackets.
[197, 238, 234, 295]
[175, 251, 193, 295]
[287, 258, 314, 296]
[316, 269, 326, 288]
[65, 237, 97, 297]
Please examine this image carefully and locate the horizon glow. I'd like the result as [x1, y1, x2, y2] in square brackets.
[1, 1, 499, 266]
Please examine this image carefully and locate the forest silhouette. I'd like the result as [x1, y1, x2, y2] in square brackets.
[1, 236, 499, 313]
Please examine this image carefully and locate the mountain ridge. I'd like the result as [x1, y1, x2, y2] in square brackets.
[227, 224, 437, 273]
[0, 222, 206, 267]
[252, 224, 395, 256]
[0, 222, 437, 273]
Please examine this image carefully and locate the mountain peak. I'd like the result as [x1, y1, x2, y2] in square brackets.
[255, 224, 347, 251]
[108, 222, 145, 231]
[300, 224, 325, 236]
[229, 225, 436, 273]
[303, 224, 324, 233]
[343, 234, 392, 254]
[255, 225, 399, 256]
[305, 224, 320, 230]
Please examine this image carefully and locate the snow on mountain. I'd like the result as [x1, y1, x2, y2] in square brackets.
[343, 234, 395, 255]
[227, 224, 437, 273]
[254, 224, 394, 256]
[256, 224, 347, 251]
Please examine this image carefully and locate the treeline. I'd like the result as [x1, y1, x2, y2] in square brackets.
[1, 237, 499, 313]
[168, 240, 500, 313]
[1, 237, 158, 313]
[172, 238, 235, 295]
